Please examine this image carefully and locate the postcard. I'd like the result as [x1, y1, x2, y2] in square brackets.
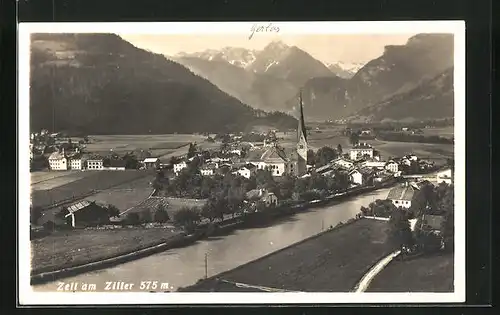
[19, 20, 465, 305]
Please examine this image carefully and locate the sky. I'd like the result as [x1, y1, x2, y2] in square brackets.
[118, 34, 415, 64]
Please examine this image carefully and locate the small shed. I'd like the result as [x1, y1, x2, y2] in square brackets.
[143, 157, 160, 169]
[64, 200, 110, 227]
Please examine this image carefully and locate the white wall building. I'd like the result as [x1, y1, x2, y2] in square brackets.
[86, 159, 103, 170]
[385, 161, 399, 173]
[331, 158, 354, 169]
[70, 158, 83, 170]
[235, 167, 252, 179]
[48, 152, 68, 171]
[436, 168, 453, 184]
[349, 144, 374, 160]
[349, 169, 363, 186]
[361, 161, 386, 169]
[173, 161, 188, 174]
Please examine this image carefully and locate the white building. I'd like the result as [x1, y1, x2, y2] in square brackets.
[436, 168, 453, 184]
[349, 143, 374, 160]
[235, 167, 253, 179]
[173, 161, 188, 174]
[385, 160, 399, 173]
[86, 159, 103, 170]
[348, 169, 363, 186]
[48, 151, 68, 170]
[331, 157, 354, 169]
[70, 158, 83, 170]
[360, 160, 386, 170]
[200, 163, 217, 176]
[387, 182, 417, 209]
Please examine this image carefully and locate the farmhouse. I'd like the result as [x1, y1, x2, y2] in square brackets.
[436, 168, 453, 184]
[200, 163, 217, 176]
[105, 159, 126, 170]
[63, 200, 111, 228]
[348, 169, 363, 186]
[143, 157, 160, 169]
[349, 143, 374, 161]
[331, 157, 354, 170]
[48, 151, 68, 171]
[234, 165, 256, 179]
[86, 158, 104, 170]
[385, 160, 399, 173]
[173, 161, 188, 174]
[246, 188, 278, 208]
[387, 182, 418, 209]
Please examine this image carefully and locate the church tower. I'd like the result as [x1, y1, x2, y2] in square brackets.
[296, 91, 308, 176]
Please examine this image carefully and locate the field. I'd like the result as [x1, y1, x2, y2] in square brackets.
[367, 252, 454, 292]
[184, 219, 394, 292]
[278, 128, 454, 161]
[122, 197, 207, 217]
[31, 170, 153, 208]
[421, 126, 455, 139]
[31, 227, 182, 274]
[31, 171, 99, 191]
[89, 176, 154, 212]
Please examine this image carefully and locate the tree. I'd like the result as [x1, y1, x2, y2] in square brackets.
[387, 210, 414, 251]
[173, 207, 201, 232]
[315, 146, 338, 167]
[126, 212, 140, 225]
[140, 209, 153, 223]
[255, 169, 274, 188]
[349, 132, 360, 145]
[154, 204, 170, 223]
[107, 204, 120, 218]
[307, 149, 316, 165]
[439, 184, 454, 251]
[337, 144, 343, 155]
[83, 135, 89, 143]
[30, 206, 43, 225]
[187, 142, 198, 159]
[278, 175, 296, 200]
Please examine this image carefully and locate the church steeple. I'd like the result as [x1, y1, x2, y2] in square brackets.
[296, 90, 308, 176]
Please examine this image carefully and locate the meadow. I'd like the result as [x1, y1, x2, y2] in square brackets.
[31, 227, 182, 274]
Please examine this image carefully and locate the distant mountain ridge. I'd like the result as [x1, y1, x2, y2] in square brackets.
[174, 34, 454, 121]
[29, 33, 297, 135]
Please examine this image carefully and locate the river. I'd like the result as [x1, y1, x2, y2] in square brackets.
[32, 187, 392, 292]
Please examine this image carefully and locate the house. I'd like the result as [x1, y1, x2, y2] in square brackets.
[360, 160, 386, 170]
[348, 169, 363, 186]
[105, 159, 126, 170]
[48, 150, 68, 171]
[63, 200, 111, 228]
[143, 157, 160, 169]
[436, 168, 453, 184]
[349, 143, 374, 160]
[331, 157, 354, 169]
[246, 188, 279, 208]
[387, 182, 418, 209]
[86, 158, 104, 170]
[419, 214, 445, 233]
[200, 163, 217, 176]
[234, 166, 255, 179]
[258, 145, 298, 177]
[69, 157, 83, 170]
[385, 160, 399, 173]
[173, 161, 188, 174]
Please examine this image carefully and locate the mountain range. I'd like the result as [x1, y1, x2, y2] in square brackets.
[29, 34, 297, 135]
[173, 34, 455, 122]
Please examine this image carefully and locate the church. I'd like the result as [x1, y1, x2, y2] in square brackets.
[248, 92, 308, 178]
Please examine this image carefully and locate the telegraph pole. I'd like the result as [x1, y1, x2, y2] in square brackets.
[204, 253, 208, 279]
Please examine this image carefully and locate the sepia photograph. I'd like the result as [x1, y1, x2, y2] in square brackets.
[18, 21, 465, 305]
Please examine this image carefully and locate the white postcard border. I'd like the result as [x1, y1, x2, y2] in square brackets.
[18, 20, 466, 305]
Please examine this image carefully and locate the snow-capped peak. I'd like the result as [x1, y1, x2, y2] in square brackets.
[327, 61, 366, 73]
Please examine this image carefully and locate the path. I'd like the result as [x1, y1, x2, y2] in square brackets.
[353, 250, 401, 293]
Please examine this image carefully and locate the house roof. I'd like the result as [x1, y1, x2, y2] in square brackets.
[421, 214, 445, 230]
[48, 152, 66, 160]
[351, 144, 373, 150]
[143, 157, 159, 163]
[64, 200, 94, 217]
[387, 184, 416, 201]
[201, 163, 218, 170]
[260, 146, 289, 162]
[109, 159, 127, 167]
[316, 164, 333, 174]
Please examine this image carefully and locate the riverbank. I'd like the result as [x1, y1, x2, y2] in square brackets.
[179, 218, 394, 292]
[30, 180, 397, 285]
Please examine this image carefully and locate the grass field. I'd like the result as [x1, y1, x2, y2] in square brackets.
[367, 252, 454, 292]
[421, 126, 454, 139]
[31, 227, 182, 274]
[184, 219, 393, 292]
[31, 170, 153, 208]
[31, 171, 99, 191]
